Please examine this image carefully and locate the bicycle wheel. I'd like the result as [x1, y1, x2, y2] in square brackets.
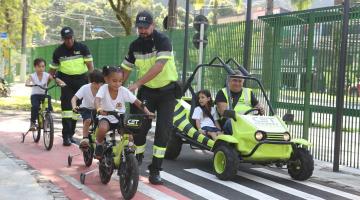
[33, 115, 42, 143]
[43, 113, 54, 150]
[99, 155, 114, 184]
[119, 153, 139, 200]
[83, 146, 94, 167]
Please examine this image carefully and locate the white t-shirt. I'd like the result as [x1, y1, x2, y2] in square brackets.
[192, 106, 219, 128]
[96, 84, 137, 123]
[75, 83, 96, 109]
[30, 72, 50, 95]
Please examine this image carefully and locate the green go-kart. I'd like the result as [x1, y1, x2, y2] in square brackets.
[165, 57, 314, 181]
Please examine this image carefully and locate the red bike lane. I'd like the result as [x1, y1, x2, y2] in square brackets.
[0, 130, 189, 200]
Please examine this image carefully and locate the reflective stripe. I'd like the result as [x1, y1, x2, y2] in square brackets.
[72, 112, 80, 120]
[84, 56, 93, 62]
[134, 52, 157, 59]
[136, 144, 146, 154]
[121, 60, 134, 69]
[156, 51, 172, 57]
[59, 56, 88, 75]
[59, 55, 83, 62]
[49, 63, 59, 69]
[62, 110, 73, 118]
[153, 146, 166, 158]
[121, 63, 132, 71]
[156, 56, 171, 60]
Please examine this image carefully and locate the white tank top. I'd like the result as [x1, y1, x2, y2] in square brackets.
[31, 72, 50, 95]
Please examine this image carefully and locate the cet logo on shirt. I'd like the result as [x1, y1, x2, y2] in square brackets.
[116, 102, 122, 109]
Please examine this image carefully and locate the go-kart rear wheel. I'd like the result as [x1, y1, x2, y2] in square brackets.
[165, 130, 182, 160]
[213, 143, 239, 180]
[99, 156, 114, 184]
[287, 148, 314, 181]
[119, 153, 139, 200]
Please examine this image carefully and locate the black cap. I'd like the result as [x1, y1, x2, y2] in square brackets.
[60, 27, 74, 38]
[135, 11, 153, 28]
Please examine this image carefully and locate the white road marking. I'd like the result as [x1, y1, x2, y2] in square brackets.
[60, 174, 105, 200]
[237, 171, 325, 200]
[112, 175, 176, 200]
[185, 168, 278, 200]
[253, 168, 360, 200]
[161, 171, 228, 200]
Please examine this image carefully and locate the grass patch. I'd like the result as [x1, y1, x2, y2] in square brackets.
[0, 96, 61, 112]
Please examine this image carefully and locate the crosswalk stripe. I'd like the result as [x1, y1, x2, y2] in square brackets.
[185, 168, 279, 200]
[253, 168, 360, 200]
[237, 171, 325, 200]
[138, 182, 177, 200]
[112, 175, 176, 200]
[161, 171, 228, 200]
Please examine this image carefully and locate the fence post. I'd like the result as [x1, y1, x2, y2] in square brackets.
[243, 0, 252, 70]
[303, 15, 315, 140]
[333, 0, 350, 172]
[182, 0, 190, 85]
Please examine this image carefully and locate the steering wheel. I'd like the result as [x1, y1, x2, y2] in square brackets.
[243, 108, 262, 116]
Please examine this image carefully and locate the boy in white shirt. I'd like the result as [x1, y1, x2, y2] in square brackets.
[71, 70, 104, 149]
[25, 58, 63, 130]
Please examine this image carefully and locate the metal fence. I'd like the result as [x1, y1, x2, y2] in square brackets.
[29, 5, 360, 169]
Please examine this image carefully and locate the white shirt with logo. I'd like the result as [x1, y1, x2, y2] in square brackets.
[192, 106, 219, 128]
[96, 84, 137, 123]
[30, 72, 50, 95]
[75, 83, 96, 109]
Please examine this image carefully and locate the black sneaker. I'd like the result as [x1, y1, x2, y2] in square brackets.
[69, 137, 76, 143]
[95, 144, 104, 159]
[63, 138, 71, 146]
[148, 165, 163, 185]
[136, 154, 144, 166]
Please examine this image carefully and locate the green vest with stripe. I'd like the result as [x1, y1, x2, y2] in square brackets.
[222, 87, 252, 114]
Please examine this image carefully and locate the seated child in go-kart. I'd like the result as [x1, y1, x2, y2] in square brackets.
[192, 89, 222, 140]
[71, 69, 105, 149]
[94, 66, 153, 159]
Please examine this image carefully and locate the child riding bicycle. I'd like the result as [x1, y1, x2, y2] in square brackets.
[26, 58, 64, 130]
[71, 69, 105, 149]
[94, 66, 153, 159]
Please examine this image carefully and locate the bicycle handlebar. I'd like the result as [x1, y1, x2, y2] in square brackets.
[105, 111, 155, 120]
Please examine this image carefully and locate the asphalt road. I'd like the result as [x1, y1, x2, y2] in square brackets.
[0, 110, 360, 200]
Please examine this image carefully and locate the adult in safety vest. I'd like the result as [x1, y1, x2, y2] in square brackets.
[121, 11, 178, 185]
[215, 70, 264, 131]
[49, 27, 94, 146]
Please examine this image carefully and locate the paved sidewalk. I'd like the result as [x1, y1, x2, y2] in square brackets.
[0, 146, 69, 200]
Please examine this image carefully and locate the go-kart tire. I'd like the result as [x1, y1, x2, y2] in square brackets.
[287, 148, 314, 181]
[213, 143, 239, 180]
[165, 131, 182, 160]
[99, 157, 114, 184]
[83, 147, 94, 167]
[119, 153, 139, 200]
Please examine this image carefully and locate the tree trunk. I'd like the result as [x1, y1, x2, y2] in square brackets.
[212, 0, 218, 25]
[108, 0, 132, 35]
[21, 0, 28, 82]
[266, 0, 274, 15]
[168, 0, 177, 30]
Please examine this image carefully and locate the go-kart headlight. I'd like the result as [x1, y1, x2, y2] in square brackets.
[283, 132, 291, 141]
[255, 131, 266, 141]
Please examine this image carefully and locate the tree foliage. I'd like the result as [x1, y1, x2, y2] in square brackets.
[291, 0, 314, 11]
[0, 0, 48, 48]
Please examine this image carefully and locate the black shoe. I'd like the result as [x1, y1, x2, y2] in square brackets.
[148, 165, 163, 185]
[95, 144, 104, 159]
[69, 137, 76, 143]
[63, 138, 71, 146]
[136, 154, 144, 166]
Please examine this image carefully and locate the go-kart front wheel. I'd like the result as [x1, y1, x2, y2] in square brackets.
[164, 130, 182, 160]
[287, 148, 314, 181]
[213, 143, 239, 180]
